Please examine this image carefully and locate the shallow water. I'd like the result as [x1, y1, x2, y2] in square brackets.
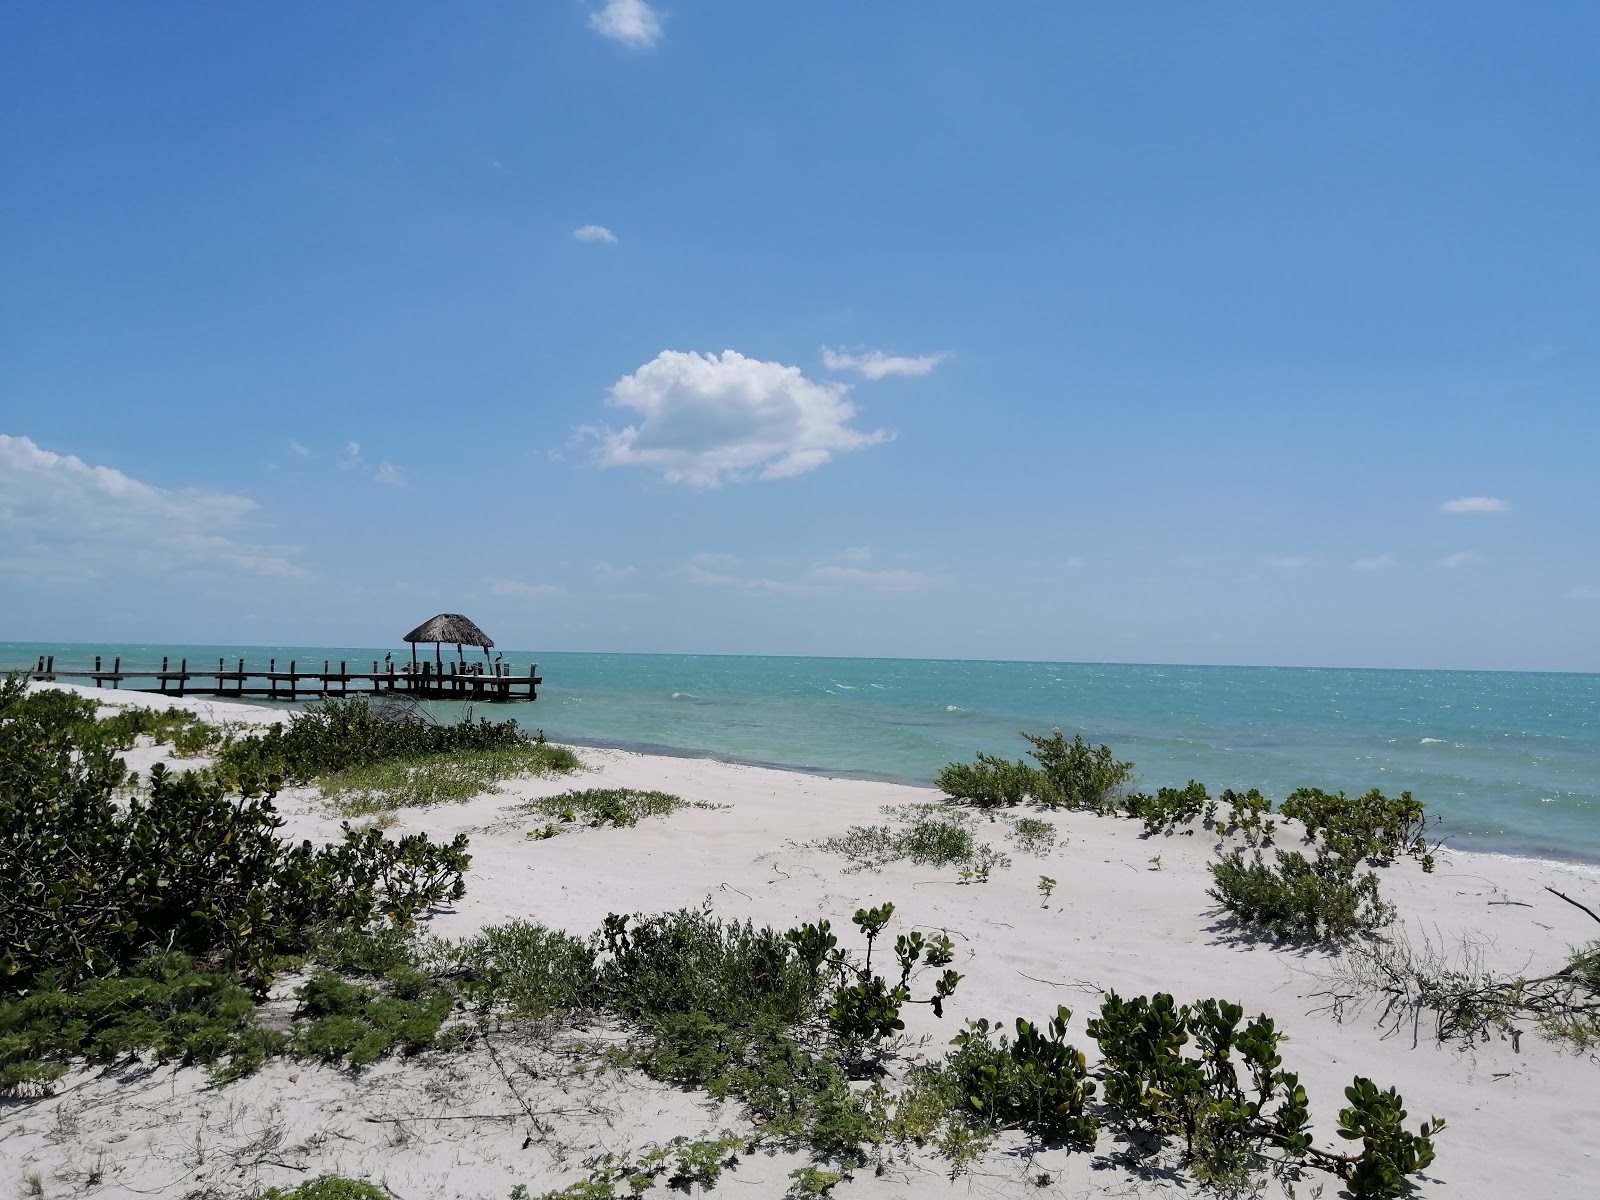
[7, 642, 1597, 862]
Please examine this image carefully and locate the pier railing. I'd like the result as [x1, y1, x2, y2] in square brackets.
[27, 654, 541, 703]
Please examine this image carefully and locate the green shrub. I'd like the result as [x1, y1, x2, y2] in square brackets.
[2, 678, 471, 991]
[517, 787, 711, 829]
[934, 752, 1044, 808]
[1008, 816, 1057, 856]
[1338, 1077, 1445, 1199]
[941, 1006, 1097, 1145]
[818, 805, 1009, 876]
[1023, 730, 1135, 812]
[319, 742, 581, 815]
[292, 967, 453, 1067]
[936, 730, 1132, 813]
[1279, 787, 1436, 866]
[0, 952, 281, 1093]
[258, 1178, 388, 1200]
[1209, 849, 1394, 943]
[453, 920, 598, 1019]
[1125, 780, 1213, 835]
[216, 695, 570, 784]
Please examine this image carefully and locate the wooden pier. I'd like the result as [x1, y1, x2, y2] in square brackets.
[28, 654, 541, 703]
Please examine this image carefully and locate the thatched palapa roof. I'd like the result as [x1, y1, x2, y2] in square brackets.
[403, 613, 495, 649]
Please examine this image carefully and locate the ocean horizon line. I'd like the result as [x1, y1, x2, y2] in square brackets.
[6, 638, 1598, 679]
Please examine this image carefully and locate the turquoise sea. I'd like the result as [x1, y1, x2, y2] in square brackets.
[5, 641, 1598, 864]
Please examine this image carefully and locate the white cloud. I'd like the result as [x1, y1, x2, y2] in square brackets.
[489, 579, 563, 599]
[677, 556, 807, 594]
[589, 0, 662, 48]
[821, 346, 949, 380]
[1065, 556, 1087, 569]
[1266, 555, 1317, 570]
[0, 434, 303, 580]
[1351, 554, 1398, 571]
[337, 442, 363, 470]
[1438, 550, 1484, 569]
[593, 561, 637, 581]
[289, 440, 311, 458]
[1440, 496, 1508, 514]
[1569, 585, 1600, 600]
[573, 224, 618, 244]
[590, 349, 891, 487]
[839, 546, 873, 562]
[374, 462, 408, 488]
[813, 565, 934, 591]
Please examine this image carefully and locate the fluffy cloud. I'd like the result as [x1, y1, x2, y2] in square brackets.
[0, 434, 302, 580]
[821, 346, 948, 380]
[589, 0, 662, 48]
[1438, 551, 1484, 569]
[374, 462, 408, 488]
[1440, 496, 1508, 514]
[1351, 554, 1397, 571]
[592, 562, 637, 581]
[591, 350, 891, 487]
[573, 224, 618, 244]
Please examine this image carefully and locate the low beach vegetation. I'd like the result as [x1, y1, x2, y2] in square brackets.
[319, 742, 580, 816]
[1009, 815, 1057, 855]
[516, 787, 718, 830]
[817, 804, 1009, 876]
[7, 682, 1450, 1197]
[214, 693, 579, 786]
[0, 676, 472, 1090]
[1311, 889, 1600, 1054]
[1209, 849, 1396, 944]
[935, 730, 1133, 813]
[941, 731, 1447, 945]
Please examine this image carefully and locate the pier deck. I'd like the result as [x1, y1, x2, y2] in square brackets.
[27, 655, 541, 703]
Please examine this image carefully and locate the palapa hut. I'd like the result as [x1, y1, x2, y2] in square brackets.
[403, 613, 495, 673]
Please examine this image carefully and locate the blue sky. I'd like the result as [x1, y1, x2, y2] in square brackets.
[3, 2, 1597, 671]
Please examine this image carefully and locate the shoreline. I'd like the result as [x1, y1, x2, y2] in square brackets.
[54, 682, 1600, 871]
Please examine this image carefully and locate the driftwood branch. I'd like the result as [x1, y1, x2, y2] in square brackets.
[1545, 886, 1600, 927]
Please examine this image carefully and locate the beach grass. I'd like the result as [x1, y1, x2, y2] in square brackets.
[818, 803, 1011, 876]
[318, 742, 582, 816]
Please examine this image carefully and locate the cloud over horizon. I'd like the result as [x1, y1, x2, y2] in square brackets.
[0, 434, 303, 581]
[1440, 496, 1508, 514]
[590, 349, 891, 487]
[589, 0, 662, 48]
[821, 346, 949, 380]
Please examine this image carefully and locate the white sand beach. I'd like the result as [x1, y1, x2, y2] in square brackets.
[4, 686, 1598, 1199]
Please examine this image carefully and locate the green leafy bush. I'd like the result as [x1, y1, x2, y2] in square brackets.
[216, 694, 571, 784]
[1125, 780, 1213, 835]
[319, 743, 580, 815]
[1279, 787, 1437, 866]
[1086, 992, 1313, 1186]
[517, 787, 712, 829]
[942, 1005, 1097, 1145]
[936, 730, 1132, 813]
[2, 676, 472, 992]
[818, 804, 1008, 876]
[453, 920, 598, 1019]
[258, 1178, 388, 1200]
[1209, 849, 1394, 943]
[1338, 1077, 1445, 1198]
[292, 967, 453, 1067]
[0, 951, 282, 1093]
